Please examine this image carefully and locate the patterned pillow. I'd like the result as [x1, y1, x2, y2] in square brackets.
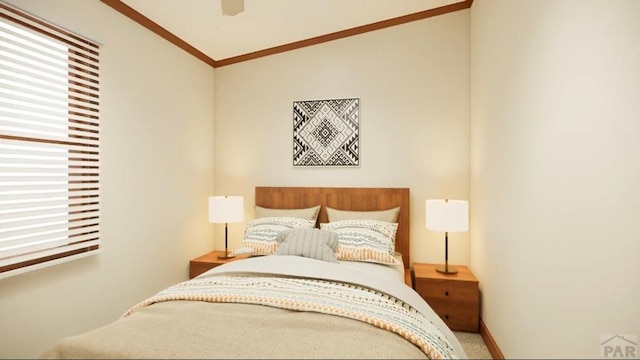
[275, 228, 339, 263]
[320, 219, 399, 265]
[232, 217, 315, 256]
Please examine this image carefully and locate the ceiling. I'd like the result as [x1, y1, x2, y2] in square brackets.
[110, 0, 468, 66]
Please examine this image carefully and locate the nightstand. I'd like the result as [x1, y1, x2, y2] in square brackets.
[404, 270, 412, 288]
[189, 251, 247, 279]
[412, 263, 479, 332]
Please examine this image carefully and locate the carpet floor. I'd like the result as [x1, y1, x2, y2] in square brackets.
[454, 331, 493, 359]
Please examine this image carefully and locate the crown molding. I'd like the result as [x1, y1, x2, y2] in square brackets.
[100, 0, 473, 68]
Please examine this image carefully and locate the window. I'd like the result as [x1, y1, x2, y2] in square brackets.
[0, 2, 100, 278]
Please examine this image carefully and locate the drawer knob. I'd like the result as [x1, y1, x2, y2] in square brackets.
[444, 291, 449, 297]
[445, 314, 449, 320]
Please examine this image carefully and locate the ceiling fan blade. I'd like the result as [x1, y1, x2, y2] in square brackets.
[221, 0, 244, 16]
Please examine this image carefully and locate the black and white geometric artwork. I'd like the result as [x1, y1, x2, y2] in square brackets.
[293, 98, 359, 167]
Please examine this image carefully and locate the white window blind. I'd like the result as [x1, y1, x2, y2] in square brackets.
[0, 2, 100, 279]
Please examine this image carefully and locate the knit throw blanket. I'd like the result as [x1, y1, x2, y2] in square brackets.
[124, 275, 458, 359]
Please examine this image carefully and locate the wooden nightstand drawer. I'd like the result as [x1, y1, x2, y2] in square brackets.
[412, 263, 480, 333]
[189, 261, 219, 279]
[427, 299, 480, 332]
[415, 279, 478, 303]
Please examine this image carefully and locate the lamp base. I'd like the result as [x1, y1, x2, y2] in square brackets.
[435, 265, 458, 275]
[217, 252, 235, 260]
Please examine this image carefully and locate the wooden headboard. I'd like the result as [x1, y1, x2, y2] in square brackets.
[255, 186, 411, 268]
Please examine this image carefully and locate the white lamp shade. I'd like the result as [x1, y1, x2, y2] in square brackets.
[209, 196, 244, 223]
[426, 199, 469, 232]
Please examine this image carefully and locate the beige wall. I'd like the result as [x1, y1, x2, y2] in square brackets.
[2, 1, 635, 358]
[0, 0, 215, 358]
[213, 10, 471, 266]
[0, 2, 473, 359]
[0, 3, 470, 358]
[470, 0, 640, 357]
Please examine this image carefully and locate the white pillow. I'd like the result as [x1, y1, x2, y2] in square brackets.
[255, 205, 321, 222]
[325, 206, 400, 223]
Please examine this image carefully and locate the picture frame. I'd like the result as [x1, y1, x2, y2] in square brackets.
[292, 98, 359, 167]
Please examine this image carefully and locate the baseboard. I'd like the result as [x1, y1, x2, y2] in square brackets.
[480, 318, 505, 359]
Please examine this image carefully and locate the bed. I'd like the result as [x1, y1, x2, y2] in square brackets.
[41, 186, 467, 359]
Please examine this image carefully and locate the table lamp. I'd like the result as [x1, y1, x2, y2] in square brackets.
[426, 199, 469, 274]
[209, 195, 244, 259]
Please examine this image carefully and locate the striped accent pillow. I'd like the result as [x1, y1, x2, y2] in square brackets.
[275, 228, 339, 263]
[232, 217, 315, 256]
[321, 219, 399, 265]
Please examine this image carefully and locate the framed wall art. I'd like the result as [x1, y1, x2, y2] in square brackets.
[292, 98, 359, 167]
